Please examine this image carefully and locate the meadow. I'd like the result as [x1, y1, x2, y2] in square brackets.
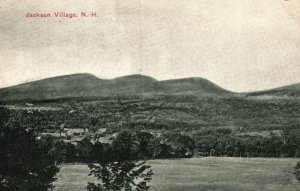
[54, 157, 300, 191]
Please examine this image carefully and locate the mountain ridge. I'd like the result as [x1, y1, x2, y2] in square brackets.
[0, 73, 299, 101]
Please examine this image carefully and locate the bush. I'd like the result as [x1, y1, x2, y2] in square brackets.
[87, 161, 153, 191]
[0, 108, 60, 191]
[294, 161, 300, 181]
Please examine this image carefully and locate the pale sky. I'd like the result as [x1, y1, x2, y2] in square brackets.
[0, 0, 299, 92]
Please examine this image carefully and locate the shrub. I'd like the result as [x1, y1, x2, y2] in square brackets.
[294, 161, 300, 181]
[0, 108, 60, 191]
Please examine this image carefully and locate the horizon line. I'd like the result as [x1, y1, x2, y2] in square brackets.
[0, 72, 299, 94]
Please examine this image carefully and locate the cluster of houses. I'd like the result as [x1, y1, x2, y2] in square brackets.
[40, 124, 119, 145]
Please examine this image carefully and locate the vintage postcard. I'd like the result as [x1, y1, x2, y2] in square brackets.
[0, 0, 300, 190]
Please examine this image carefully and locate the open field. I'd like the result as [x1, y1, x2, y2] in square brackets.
[54, 157, 300, 191]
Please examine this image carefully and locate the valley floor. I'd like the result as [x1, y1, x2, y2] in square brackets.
[54, 157, 300, 191]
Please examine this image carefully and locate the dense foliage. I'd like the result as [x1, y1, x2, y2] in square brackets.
[6, 95, 300, 133]
[0, 108, 60, 191]
[37, 129, 300, 166]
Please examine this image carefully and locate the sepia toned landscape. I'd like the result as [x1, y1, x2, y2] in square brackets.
[1, 73, 300, 190]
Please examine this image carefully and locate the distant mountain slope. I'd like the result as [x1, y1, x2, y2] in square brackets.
[153, 78, 228, 94]
[247, 83, 300, 97]
[0, 73, 104, 101]
[0, 73, 231, 101]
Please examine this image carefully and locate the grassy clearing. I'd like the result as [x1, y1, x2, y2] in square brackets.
[54, 164, 96, 191]
[54, 157, 300, 191]
[149, 157, 299, 191]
